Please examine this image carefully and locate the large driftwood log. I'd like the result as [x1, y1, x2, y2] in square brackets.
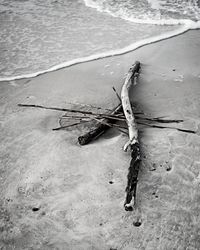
[78, 104, 122, 145]
[121, 61, 141, 211]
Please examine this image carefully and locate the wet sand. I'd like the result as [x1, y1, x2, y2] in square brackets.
[0, 30, 200, 249]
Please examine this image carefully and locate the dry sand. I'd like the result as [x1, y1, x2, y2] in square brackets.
[0, 30, 200, 250]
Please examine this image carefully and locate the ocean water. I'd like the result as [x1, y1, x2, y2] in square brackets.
[0, 0, 200, 81]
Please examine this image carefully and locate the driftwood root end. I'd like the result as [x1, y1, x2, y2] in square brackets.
[124, 139, 141, 210]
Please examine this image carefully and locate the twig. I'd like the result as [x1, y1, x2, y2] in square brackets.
[59, 114, 187, 133]
[18, 103, 101, 116]
[60, 115, 91, 120]
[112, 86, 121, 103]
[138, 117, 183, 123]
[53, 122, 83, 131]
[18, 103, 140, 120]
[62, 113, 125, 122]
[66, 101, 111, 112]
[91, 117, 128, 134]
[138, 121, 196, 134]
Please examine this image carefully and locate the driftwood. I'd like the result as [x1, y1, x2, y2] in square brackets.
[78, 104, 122, 145]
[121, 61, 141, 211]
[17, 62, 196, 213]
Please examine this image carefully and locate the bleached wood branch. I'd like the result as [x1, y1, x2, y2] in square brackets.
[121, 61, 141, 211]
[121, 61, 140, 152]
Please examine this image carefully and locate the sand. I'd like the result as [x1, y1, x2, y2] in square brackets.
[0, 30, 200, 250]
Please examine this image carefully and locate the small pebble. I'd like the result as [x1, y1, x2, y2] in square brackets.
[133, 221, 142, 227]
[150, 163, 156, 171]
[166, 166, 172, 171]
[32, 207, 40, 212]
[165, 162, 172, 171]
[109, 181, 114, 184]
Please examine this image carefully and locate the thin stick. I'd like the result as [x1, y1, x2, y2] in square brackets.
[18, 103, 103, 116]
[138, 121, 196, 134]
[60, 115, 91, 120]
[138, 117, 183, 123]
[62, 113, 125, 122]
[53, 122, 82, 131]
[65, 101, 112, 112]
[60, 114, 187, 132]
[112, 86, 122, 103]
[91, 116, 127, 129]
[91, 117, 128, 134]
[18, 103, 139, 121]
[117, 128, 129, 135]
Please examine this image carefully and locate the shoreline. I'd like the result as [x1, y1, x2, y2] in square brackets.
[1, 30, 200, 249]
[1, 22, 199, 82]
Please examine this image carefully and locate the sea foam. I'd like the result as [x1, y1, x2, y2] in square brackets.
[83, 0, 200, 23]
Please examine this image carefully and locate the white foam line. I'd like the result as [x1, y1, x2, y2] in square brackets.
[83, 0, 198, 26]
[0, 21, 199, 82]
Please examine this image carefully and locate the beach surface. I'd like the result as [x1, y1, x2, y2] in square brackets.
[0, 30, 200, 249]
